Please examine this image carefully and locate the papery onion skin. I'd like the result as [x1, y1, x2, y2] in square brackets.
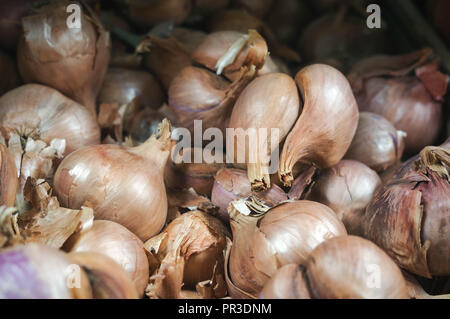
[68, 252, 139, 299]
[0, 84, 100, 155]
[363, 146, 450, 277]
[228, 199, 347, 296]
[53, 120, 171, 241]
[145, 210, 229, 299]
[259, 264, 311, 299]
[279, 64, 359, 187]
[0, 144, 18, 207]
[305, 236, 408, 299]
[354, 77, 443, 154]
[0, 243, 92, 299]
[17, 0, 110, 115]
[228, 72, 300, 191]
[98, 68, 165, 110]
[64, 220, 149, 297]
[211, 168, 287, 223]
[165, 187, 216, 224]
[307, 160, 381, 236]
[345, 112, 406, 172]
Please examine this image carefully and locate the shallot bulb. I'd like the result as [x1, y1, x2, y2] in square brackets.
[0, 84, 100, 155]
[64, 220, 149, 296]
[347, 49, 449, 154]
[69, 252, 139, 299]
[344, 112, 406, 172]
[98, 68, 165, 110]
[259, 264, 311, 299]
[0, 243, 92, 299]
[192, 30, 268, 82]
[145, 210, 229, 299]
[168, 66, 236, 134]
[306, 160, 381, 236]
[167, 77, 240, 134]
[211, 168, 287, 223]
[208, 9, 300, 62]
[169, 30, 268, 134]
[17, 0, 110, 115]
[279, 64, 359, 187]
[228, 73, 300, 191]
[53, 119, 172, 241]
[227, 198, 347, 297]
[304, 236, 408, 299]
[363, 146, 450, 277]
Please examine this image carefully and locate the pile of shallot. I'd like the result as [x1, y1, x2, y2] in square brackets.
[0, 0, 448, 300]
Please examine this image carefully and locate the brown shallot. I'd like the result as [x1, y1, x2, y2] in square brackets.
[279, 64, 359, 187]
[98, 68, 165, 111]
[344, 112, 406, 172]
[53, 120, 172, 241]
[69, 252, 139, 299]
[227, 198, 346, 297]
[228, 72, 300, 191]
[0, 84, 100, 155]
[347, 48, 449, 154]
[17, 0, 110, 115]
[64, 220, 149, 296]
[306, 160, 381, 236]
[304, 236, 408, 299]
